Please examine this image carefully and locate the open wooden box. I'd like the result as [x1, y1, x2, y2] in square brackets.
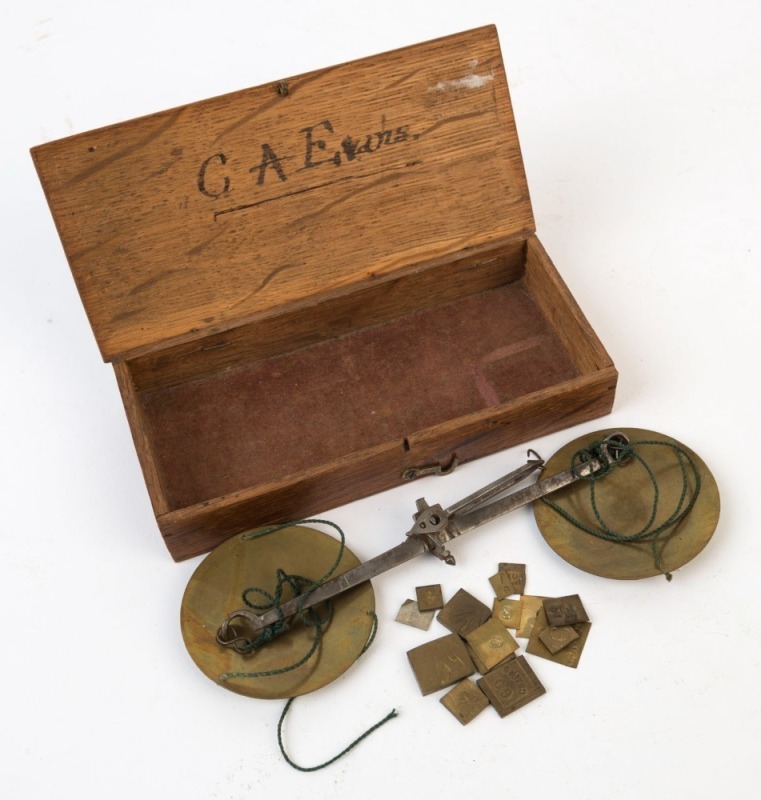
[32, 26, 617, 560]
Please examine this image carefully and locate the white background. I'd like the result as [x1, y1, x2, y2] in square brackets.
[2, 1, 760, 798]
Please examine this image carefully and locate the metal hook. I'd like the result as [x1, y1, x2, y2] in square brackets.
[402, 454, 459, 481]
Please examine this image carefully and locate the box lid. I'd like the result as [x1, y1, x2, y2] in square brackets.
[32, 25, 534, 362]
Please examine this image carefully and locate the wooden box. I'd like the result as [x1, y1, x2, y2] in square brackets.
[31, 26, 617, 560]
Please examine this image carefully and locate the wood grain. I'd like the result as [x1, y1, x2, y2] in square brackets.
[145, 232, 617, 561]
[136, 274, 577, 513]
[112, 362, 170, 516]
[31, 26, 533, 362]
[524, 236, 616, 374]
[129, 237, 526, 393]
[31, 26, 618, 560]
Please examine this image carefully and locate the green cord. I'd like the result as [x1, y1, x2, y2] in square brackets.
[219, 519, 346, 681]
[276, 610, 397, 772]
[277, 696, 398, 773]
[541, 439, 702, 579]
[218, 520, 397, 770]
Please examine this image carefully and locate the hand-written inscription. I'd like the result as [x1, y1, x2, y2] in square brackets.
[196, 117, 415, 211]
[437, 653, 466, 684]
[197, 152, 229, 199]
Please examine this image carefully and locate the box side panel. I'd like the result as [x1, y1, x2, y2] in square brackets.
[112, 362, 171, 516]
[157, 371, 616, 561]
[135, 275, 580, 512]
[129, 237, 527, 393]
[405, 370, 617, 465]
[118, 232, 617, 560]
[31, 25, 534, 362]
[158, 442, 405, 560]
[524, 236, 616, 375]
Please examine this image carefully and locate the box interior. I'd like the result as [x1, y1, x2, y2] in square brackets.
[125, 238, 585, 513]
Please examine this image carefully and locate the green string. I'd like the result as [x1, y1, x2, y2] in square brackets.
[541, 439, 702, 579]
[217, 519, 397, 770]
[277, 695, 398, 773]
[276, 609, 397, 772]
[218, 518, 346, 681]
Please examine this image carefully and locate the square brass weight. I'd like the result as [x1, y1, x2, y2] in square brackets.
[492, 597, 523, 629]
[416, 584, 444, 612]
[527, 607, 591, 668]
[488, 572, 512, 600]
[538, 624, 579, 655]
[465, 618, 520, 672]
[440, 679, 490, 725]
[437, 589, 491, 636]
[464, 643, 489, 675]
[490, 563, 526, 598]
[477, 655, 546, 717]
[407, 633, 475, 695]
[395, 598, 435, 631]
[516, 596, 547, 639]
[543, 594, 589, 626]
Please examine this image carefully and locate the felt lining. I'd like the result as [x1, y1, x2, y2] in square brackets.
[140, 280, 578, 510]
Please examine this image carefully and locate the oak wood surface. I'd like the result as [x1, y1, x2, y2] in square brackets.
[112, 362, 170, 516]
[138, 275, 578, 512]
[524, 237, 615, 374]
[31, 25, 533, 362]
[158, 367, 617, 561]
[31, 26, 617, 560]
[129, 238, 526, 394]
[146, 230, 617, 561]
[119, 230, 616, 561]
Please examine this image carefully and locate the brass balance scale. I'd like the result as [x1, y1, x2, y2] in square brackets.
[181, 428, 720, 700]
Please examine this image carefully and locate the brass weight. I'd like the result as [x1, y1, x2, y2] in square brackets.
[533, 428, 720, 579]
[181, 524, 375, 699]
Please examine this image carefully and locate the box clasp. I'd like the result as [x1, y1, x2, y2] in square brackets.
[402, 454, 459, 481]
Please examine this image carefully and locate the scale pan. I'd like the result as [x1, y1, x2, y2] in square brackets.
[181, 524, 375, 698]
[533, 428, 720, 579]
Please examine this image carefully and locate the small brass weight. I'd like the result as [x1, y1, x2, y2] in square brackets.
[181, 428, 719, 695]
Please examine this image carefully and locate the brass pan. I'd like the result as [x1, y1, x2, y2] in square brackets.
[533, 428, 720, 579]
[181, 524, 375, 698]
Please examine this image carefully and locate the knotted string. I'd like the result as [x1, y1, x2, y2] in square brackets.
[276, 609, 398, 772]
[218, 518, 346, 679]
[278, 696, 398, 773]
[217, 519, 397, 770]
[541, 438, 702, 579]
